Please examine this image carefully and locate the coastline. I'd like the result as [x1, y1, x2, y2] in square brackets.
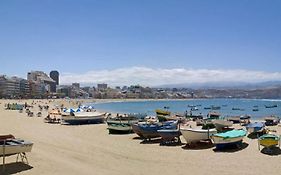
[0, 99, 281, 175]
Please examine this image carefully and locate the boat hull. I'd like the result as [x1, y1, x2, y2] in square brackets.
[157, 129, 181, 141]
[0, 139, 33, 156]
[259, 139, 279, 148]
[213, 120, 233, 130]
[61, 112, 105, 125]
[212, 136, 244, 149]
[180, 128, 217, 144]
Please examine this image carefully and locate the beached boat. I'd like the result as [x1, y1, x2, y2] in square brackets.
[240, 115, 251, 125]
[207, 111, 220, 120]
[61, 111, 106, 125]
[246, 122, 265, 134]
[106, 115, 139, 133]
[0, 135, 33, 156]
[157, 129, 181, 144]
[264, 115, 280, 126]
[180, 127, 217, 144]
[227, 116, 241, 124]
[258, 134, 280, 150]
[211, 129, 247, 149]
[212, 119, 233, 131]
[138, 120, 178, 140]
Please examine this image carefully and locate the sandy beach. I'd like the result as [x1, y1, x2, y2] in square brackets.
[1, 99, 281, 175]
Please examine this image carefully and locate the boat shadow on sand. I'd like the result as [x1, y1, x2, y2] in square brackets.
[213, 142, 249, 153]
[260, 147, 281, 156]
[0, 162, 33, 175]
[140, 138, 162, 145]
[181, 141, 214, 150]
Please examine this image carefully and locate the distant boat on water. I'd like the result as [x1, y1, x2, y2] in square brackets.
[265, 104, 278, 108]
[232, 107, 240, 110]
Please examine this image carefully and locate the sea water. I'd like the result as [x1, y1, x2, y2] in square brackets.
[91, 99, 281, 119]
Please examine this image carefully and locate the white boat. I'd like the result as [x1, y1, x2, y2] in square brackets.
[0, 135, 33, 156]
[61, 111, 106, 125]
[211, 129, 247, 149]
[180, 127, 217, 144]
[212, 120, 233, 130]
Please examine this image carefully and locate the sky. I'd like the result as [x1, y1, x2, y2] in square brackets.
[1, 0, 281, 86]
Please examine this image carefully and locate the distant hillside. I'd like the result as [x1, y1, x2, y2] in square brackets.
[156, 81, 281, 90]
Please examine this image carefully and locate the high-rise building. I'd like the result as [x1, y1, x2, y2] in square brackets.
[27, 71, 55, 96]
[72, 83, 80, 89]
[50, 71, 59, 93]
[50, 71, 59, 85]
[0, 75, 21, 98]
[97, 83, 108, 90]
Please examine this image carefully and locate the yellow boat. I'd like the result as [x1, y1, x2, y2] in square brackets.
[155, 109, 171, 116]
[258, 134, 280, 150]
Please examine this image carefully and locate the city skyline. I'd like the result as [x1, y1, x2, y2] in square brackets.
[1, 1, 281, 86]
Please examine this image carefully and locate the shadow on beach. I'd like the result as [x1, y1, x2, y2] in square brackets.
[260, 147, 281, 156]
[247, 133, 259, 139]
[213, 143, 249, 153]
[0, 162, 33, 175]
[140, 138, 162, 144]
[132, 136, 143, 140]
[108, 130, 134, 135]
[181, 141, 214, 150]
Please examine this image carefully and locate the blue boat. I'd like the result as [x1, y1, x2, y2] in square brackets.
[246, 122, 265, 134]
[138, 120, 178, 140]
[157, 129, 181, 144]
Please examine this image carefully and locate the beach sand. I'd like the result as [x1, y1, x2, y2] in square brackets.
[1, 99, 281, 175]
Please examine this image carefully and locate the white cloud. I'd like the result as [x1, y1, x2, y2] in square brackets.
[60, 67, 281, 86]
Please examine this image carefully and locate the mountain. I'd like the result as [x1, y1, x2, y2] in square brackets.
[156, 81, 281, 90]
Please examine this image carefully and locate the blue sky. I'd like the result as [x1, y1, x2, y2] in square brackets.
[1, 0, 281, 86]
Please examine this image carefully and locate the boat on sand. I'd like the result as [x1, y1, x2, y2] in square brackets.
[180, 127, 217, 144]
[0, 134, 33, 156]
[211, 129, 247, 149]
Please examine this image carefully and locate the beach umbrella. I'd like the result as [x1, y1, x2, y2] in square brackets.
[76, 108, 84, 112]
[64, 108, 75, 113]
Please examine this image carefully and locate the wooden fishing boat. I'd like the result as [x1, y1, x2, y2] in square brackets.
[246, 122, 265, 134]
[157, 129, 181, 144]
[180, 127, 217, 144]
[227, 116, 241, 124]
[138, 120, 178, 140]
[207, 111, 220, 120]
[0, 135, 33, 156]
[212, 120, 233, 131]
[211, 129, 247, 149]
[264, 115, 280, 126]
[61, 111, 106, 125]
[258, 134, 280, 150]
[106, 115, 139, 133]
[155, 109, 171, 116]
